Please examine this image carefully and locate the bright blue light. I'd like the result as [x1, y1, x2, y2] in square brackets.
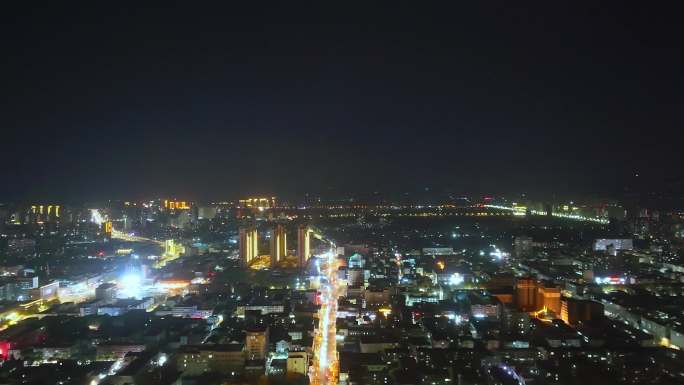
[119, 272, 143, 298]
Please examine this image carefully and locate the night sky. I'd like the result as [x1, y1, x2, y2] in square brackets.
[1, 3, 682, 201]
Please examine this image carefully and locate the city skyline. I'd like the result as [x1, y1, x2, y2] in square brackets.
[1, 4, 683, 384]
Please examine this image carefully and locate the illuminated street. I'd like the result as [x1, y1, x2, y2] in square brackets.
[111, 229, 164, 245]
[310, 248, 340, 385]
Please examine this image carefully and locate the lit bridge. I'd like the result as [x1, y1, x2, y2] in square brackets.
[483, 204, 609, 224]
[111, 229, 164, 246]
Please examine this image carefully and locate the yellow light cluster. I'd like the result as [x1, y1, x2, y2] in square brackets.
[102, 221, 113, 235]
[164, 200, 190, 210]
[239, 197, 276, 209]
[31, 205, 60, 217]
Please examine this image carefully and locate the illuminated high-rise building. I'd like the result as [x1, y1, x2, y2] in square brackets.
[239, 226, 259, 267]
[270, 224, 287, 268]
[561, 298, 604, 325]
[537, 285, 561, 314]
[516, 278, 562, 314]
[29, 204, 61, 223]
[238, 197, 276, 209]
[516, 278, 537, 312]
[163, 200, 190, 210]
[297, 225, 311, 268]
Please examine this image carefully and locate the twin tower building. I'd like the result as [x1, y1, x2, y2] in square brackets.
[239, 224, 314, 269]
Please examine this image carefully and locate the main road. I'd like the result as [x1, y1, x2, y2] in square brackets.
[310, 247, 340, 385]
[111, 229, 164, 245]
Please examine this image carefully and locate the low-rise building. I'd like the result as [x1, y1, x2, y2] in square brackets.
[176, 344, 245, 376]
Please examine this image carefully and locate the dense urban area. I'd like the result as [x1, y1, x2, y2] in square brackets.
[0, 195, 682, 385]
[3, 0, 683, 384]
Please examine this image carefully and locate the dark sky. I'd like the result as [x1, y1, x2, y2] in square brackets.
[1, 2, 682, 201]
